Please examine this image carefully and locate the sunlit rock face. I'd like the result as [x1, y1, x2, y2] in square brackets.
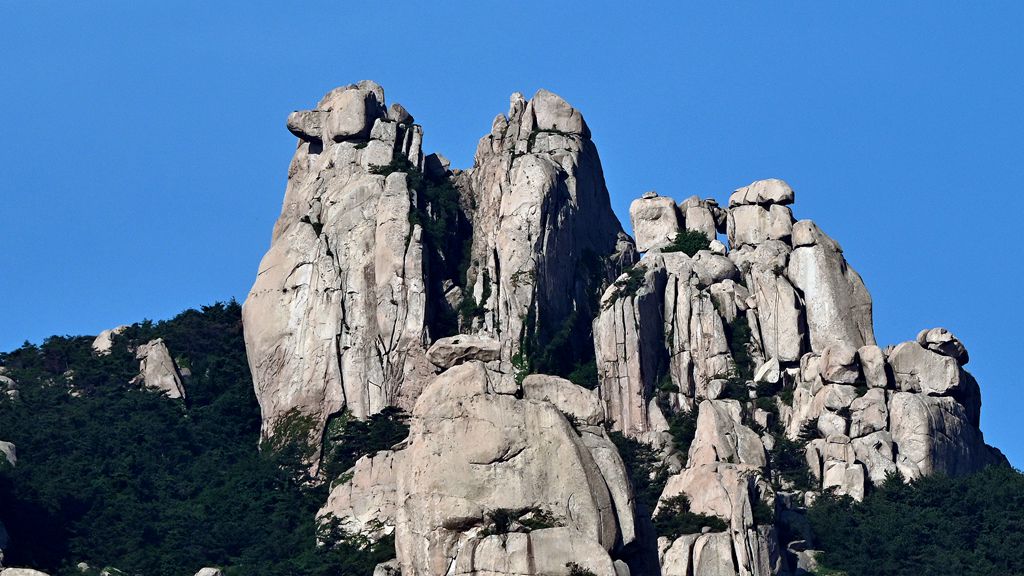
[245, 83, 1005, 576]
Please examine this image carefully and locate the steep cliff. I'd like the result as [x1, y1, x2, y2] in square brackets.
[240, 82, 1006, 576]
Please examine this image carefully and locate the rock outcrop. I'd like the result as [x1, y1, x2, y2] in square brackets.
[244, 85, 631, 447]
[0, 442, 15, 467]
[243, 81, 435, 442]
[455, 89, 634, 384]
[244, 83, 1005, 576]
[91, 325, 127, 355]
[132, 339, 185, 399]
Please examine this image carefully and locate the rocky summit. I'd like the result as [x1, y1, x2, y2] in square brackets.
[236, 82, 1006, 576]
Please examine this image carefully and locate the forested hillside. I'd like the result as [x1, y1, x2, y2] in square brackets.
[0, 302, 395, 576]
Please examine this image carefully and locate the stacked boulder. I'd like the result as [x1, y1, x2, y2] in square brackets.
[596, 178, 1002, 574]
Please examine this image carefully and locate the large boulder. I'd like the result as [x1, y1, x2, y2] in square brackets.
[726, 204, 793, 248]
[680, 195, 719, 240]
[91, 325, 127, 355]
[426, 335, 501, 370]
[916, 327, 969, 365]
[132, 339, 185, 399]
[320, 81, 385, 142]
[728, 179, 795, 207]
[888, 341, 962, 395]
[888, 392, 995, 478]
[394, 364, 631, 575]
[687, 400, 766, 468]
[630, 192, 682, 252]
[787, 220, 875, 352]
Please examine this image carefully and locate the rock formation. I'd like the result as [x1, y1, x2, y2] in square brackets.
[243, 81, 435, 443]
[243, 82, 1005, 575]
[132, 339, 186, 399]
[91, 325, 127, 355]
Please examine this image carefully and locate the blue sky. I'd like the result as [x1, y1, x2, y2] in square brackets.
[2, 2, 1021, 465]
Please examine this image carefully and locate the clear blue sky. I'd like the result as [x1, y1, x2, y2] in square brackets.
[2, 2, 1021, 465]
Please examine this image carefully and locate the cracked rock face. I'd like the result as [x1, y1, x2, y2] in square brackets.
[245, 83, 1007, 576]
[455, 89, 634, 380]
[393, 362, 631, 576]
[243, 81, 433, 442]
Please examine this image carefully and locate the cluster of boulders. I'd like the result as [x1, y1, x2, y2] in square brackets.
[595, 178, 1003, 573]
[241, 83, 1003, 575]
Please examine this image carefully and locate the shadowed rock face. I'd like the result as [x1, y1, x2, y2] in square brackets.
[456, 89, 635, 384]
[245, 84, 1005, 576]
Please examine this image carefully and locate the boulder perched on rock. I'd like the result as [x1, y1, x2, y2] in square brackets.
[630, 193, 682, 252]
[426, 335, 500, 370]
[728, 178, 795, 207]
[916, 327, 969, 365]
[889, 341, 963, 395]
[132, 339, 185, 399]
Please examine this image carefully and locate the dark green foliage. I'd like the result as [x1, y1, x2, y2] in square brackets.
[808, 465, 1024, 576]
[528, 310, 579, 377]
[663, 404, 698, 467]
[752, 498, 775, 525]
[723, 317, 754, 380]
[607, 430, 668, 514]
[656, 374, 680, 394]
[661, 230, 712, 256]
[603, 266, 645, 309]
[0, 302, 389, 576]
[778, 382, 795, 406]
[769, 433, 816, 491]
[567, 360, 598, 390]
[653, 494, 728, 539]
[565, 562, 598, 576]
[321, 406, 409, 482]
[480, 507, 560, 536]
[718, 376, 749, 401]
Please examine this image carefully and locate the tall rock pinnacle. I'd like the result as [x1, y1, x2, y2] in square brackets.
[456, 89, 635, 386]
[243, 81, 434, 442]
